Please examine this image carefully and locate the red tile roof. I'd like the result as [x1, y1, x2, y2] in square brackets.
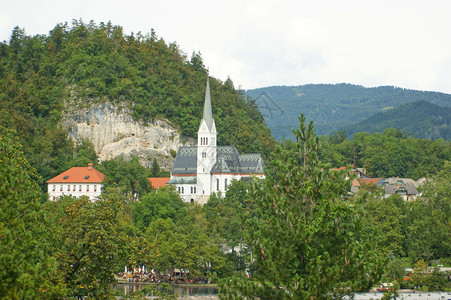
[148, 177, 170, 189]
[358, 178, 382, 186]
[46, 164, 104, 183]
[352, 179, 360, 187]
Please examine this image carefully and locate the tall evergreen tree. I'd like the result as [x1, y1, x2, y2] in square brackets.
[220, 115, 384, 299]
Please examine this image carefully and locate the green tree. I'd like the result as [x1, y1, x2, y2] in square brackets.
[42, 194, 130, 298]
[0, 126, 63, 298]
[100, 156, 152, 200]
[220, 115, 383, 299]
[361, 195, 405, 258]
[410, 259, 431, 290]
[132, 187, 187, 231]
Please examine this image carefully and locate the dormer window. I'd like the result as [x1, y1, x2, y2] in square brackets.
[85, 175, 90, 179]
[63, 175, 69, 180]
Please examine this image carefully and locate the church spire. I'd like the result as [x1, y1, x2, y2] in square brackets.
[202, 77, 214, 131]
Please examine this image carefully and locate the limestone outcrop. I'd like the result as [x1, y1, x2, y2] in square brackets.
[62, 102, 189, 170]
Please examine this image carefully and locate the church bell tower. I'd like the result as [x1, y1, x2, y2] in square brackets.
[197, 77, 217, 195]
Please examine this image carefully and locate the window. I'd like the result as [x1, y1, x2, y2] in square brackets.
[178, 187, 180, 192]
[225, 178, 228, 189]
[202, 152, 206, 158]
[67, 185, 70, 191]
[94, 185, 97, 192]
[79, 185, 82, 191]
[217, 178, 220, 191]
[73, 185, 76, 191]
[190, 186, 193, 194]
[194, 187, 196, 194]
[86, 185, 89, 192]
[60, 185, 63, 192]
[52, 185, 55, 192]
[206, 137, 208, 145]
[181, 187, 184, 194]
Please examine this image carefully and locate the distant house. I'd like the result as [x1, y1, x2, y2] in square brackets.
[350, 178, 383, 194]
[377, 177, 423, 201]
[331, 165, 370, 179]
[148, 177, 170, 190]
[46, 163, 104, 201]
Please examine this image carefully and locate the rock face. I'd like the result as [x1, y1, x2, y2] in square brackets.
[62, 102, 189, 170]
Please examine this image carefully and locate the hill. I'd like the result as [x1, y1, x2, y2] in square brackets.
[245, 84, 451, 140]
[0, 20, 275, 184]
[343, 101, 451, 140]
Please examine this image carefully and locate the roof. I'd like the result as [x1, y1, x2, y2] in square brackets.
[381, 177, 419, 188]
[358, 178, 382, 186]
[384, 184, 418, 195]
[148, 177, 170, 189]
[202, 77, 214, 131]
[171, 145, 265, 176]
[46, 164, 104, 184]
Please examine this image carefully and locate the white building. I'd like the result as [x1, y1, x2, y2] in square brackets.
[167, 78, 265, 204]
[46, 163, 104, 201]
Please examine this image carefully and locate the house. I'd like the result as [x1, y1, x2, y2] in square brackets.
[148, 177, 170, 189]
[377, 177, 423, 201]
[167, 77, 265, 204]
[46, 163, 104, 201]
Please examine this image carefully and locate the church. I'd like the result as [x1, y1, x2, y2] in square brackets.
[167, 78, 265, 204]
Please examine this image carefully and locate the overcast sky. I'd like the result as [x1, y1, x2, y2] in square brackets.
[1, 0, 451, 93]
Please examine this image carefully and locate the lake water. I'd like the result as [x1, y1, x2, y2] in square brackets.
[117, 284, 450, 300]
[116, 283, 218, 296]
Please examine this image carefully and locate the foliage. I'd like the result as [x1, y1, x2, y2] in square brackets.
[384, 258, 407, 282]
[42, 194, 130, 298]
[426, 267, 449, 291]
[0, 126, 63, 298]
[99, 156, 153, 200]
[247, 84, 451, 140]
[318, 130, 451, 178]
[144, 203, 226, 280]
[405, 162, 451, 262]
[344, 101, 451, 140]
[220, 115, 384, 299]
[360, 194, 405, 258]
[132, 187, 188, 231]
[410, 259, 431, 289]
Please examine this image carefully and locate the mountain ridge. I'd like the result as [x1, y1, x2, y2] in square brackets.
[245, 83, 451, 140]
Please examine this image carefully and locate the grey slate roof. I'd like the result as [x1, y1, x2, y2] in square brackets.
[171, 145, 264, 176]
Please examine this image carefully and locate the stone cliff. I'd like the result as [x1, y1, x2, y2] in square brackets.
[62, 102, 190, 170]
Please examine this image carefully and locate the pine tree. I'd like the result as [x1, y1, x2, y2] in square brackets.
[220, 115, 384, 299]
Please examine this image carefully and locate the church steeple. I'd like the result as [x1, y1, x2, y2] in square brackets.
[197, 76, 217, 196]
[202, 77, 214, 131]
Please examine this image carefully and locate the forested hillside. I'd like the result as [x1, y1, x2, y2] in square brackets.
[246, 84, 451, 140]
[0, 20, 274, 186]
[343, 101, 451, 140]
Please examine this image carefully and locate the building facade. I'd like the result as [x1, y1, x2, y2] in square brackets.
[167, 78, 265, 204]
[46, 163, 104, 201]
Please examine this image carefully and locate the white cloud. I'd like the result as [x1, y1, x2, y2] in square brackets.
[1, 0, 450, 93]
